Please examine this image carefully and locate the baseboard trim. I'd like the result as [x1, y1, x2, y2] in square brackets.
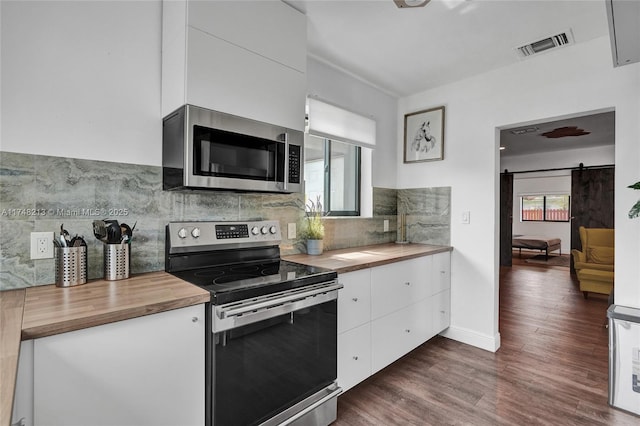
[440, 326, 501, 352]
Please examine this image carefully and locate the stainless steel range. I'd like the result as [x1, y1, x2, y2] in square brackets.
[165, 220, 342, 426]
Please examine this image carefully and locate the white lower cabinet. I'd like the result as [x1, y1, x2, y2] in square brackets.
[432, 289, 451, 335]
[371, 298, 431, 373]
[337, 251, 451, 392]
[337, 323, 371, 392]
[31, 304, 205, 426]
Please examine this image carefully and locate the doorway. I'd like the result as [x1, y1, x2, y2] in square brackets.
[498, 110, 615, 269]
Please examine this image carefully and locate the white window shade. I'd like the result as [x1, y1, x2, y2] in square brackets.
[307, 97, 376, 148]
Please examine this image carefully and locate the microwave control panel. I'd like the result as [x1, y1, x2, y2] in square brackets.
[289, 145, 301, 184]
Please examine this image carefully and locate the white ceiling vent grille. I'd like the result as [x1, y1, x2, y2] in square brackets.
[516, 30, 574, 58]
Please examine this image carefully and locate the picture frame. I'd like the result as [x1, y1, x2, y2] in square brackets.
[403, 106, 445, 163]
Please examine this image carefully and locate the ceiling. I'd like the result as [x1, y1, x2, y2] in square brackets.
[499, 111, 615, 157]
[283, 0, 615, 157]
[284, 0, 609, 97]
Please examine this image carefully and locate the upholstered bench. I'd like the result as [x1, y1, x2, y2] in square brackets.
[576, 268, 614, 298]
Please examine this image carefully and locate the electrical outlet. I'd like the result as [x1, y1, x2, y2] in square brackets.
[383, 219, 389, 232]
[30, 231, 54, 259]
[288, 223, 297, 239]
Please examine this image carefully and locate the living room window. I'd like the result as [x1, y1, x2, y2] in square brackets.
[521, 194, 570, 222]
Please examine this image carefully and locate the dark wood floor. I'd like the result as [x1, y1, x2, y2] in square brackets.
[334, 252, 639, 425]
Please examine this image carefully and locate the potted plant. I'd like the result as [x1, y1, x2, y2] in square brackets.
[301, 196, 325, 255]
[628, 181, 640, 218]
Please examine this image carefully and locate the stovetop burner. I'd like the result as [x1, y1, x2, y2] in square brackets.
[165, 220, 337, 305]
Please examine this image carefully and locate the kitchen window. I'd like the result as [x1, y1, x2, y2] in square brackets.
[305, 135, 361, 216]
[521, 194, 570, 222]
[305, 97, 376, 217]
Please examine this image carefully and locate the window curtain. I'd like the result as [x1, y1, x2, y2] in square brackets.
[306, 97, 376, 148]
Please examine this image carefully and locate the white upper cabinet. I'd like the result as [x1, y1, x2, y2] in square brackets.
[187, 1, 306, 72]
[162, 0, 307, 130]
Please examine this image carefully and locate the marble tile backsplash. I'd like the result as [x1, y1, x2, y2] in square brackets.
[1, 152, 439, 290]
[398, 187, 451, 246]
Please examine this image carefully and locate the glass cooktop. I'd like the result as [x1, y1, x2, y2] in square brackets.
[170, 260, 337, 305]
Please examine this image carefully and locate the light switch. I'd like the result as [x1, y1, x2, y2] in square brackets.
[461, 211, 470, 224]
[383, 219, 389, 232]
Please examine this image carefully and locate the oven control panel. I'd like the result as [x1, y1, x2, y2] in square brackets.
[167, 220, 282, 251]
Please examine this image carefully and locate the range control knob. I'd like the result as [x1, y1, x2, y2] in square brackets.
[191, 227, 201, 238]
[177, 228, 188, 239]
[269, 226, 277, 234]
[261, 226, 268, 235]
[251, 226, 260, 236]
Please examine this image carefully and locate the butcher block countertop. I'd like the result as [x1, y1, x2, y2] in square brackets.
[1, 271, 209, 426]
[21, 271, 210, 340]
[283, 242, 452, 274]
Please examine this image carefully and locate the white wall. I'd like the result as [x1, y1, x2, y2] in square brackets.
[306, 57, 397, 189]
[512, 174, 571, 253]
[0, 2, 398, 190]
[1, 1, 162, 166]
[398, 35, 640, 352]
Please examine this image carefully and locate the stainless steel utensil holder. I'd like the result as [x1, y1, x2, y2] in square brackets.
[55, 246, 87, 287]
[104, 244, 130, 281]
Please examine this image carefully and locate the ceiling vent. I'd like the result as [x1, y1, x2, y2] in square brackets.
[516, 30, 574, 58]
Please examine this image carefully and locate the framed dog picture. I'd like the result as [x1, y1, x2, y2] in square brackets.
[403, 106, 445, 163]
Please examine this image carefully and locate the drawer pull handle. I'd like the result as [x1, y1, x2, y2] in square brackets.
[352, 297, 358, 302]
[405, 329, 411, 333]
[192, 317, 199, 323]
[440, 271, 446, 274]
[353, 356, 359, 361]
[405, 282, 410, 286]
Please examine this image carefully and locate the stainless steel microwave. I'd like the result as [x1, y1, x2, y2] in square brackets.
[163, 105, 303, 193]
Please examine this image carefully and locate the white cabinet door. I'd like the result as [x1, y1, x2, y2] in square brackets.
[187, 0, 306, 72]
[370, 257, 431, 319]
[430, 251, 451, 295]
[33, 305, 205, 426]
[431, 289, 451, 335]
[337, 269, 371, 334]
[186, 28, 306, 131]
[162, 0, 307, 130]
[370, 300, 430, 373]
[337, 323, 371, 392]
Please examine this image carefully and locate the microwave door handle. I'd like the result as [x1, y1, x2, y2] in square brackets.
[282, 132, 289, 191]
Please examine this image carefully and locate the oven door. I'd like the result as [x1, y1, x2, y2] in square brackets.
[212, 282, 342, 426]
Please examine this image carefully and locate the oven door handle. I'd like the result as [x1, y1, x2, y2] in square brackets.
[213, 282, 342, 332]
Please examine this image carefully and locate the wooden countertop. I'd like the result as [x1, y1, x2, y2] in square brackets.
[21, 271, 211, 340]
[283, 242, 452, 274]
[1, 272, 209, 426]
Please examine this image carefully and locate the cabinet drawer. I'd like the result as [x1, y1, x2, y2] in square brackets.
[371, 300, 430, 373]
[338, 269, 371, 333]
[338, 323, 371, 392]
[430, 251, 451, 295]
[431, 289, 450, 335]
[371, 257, 431, 319]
